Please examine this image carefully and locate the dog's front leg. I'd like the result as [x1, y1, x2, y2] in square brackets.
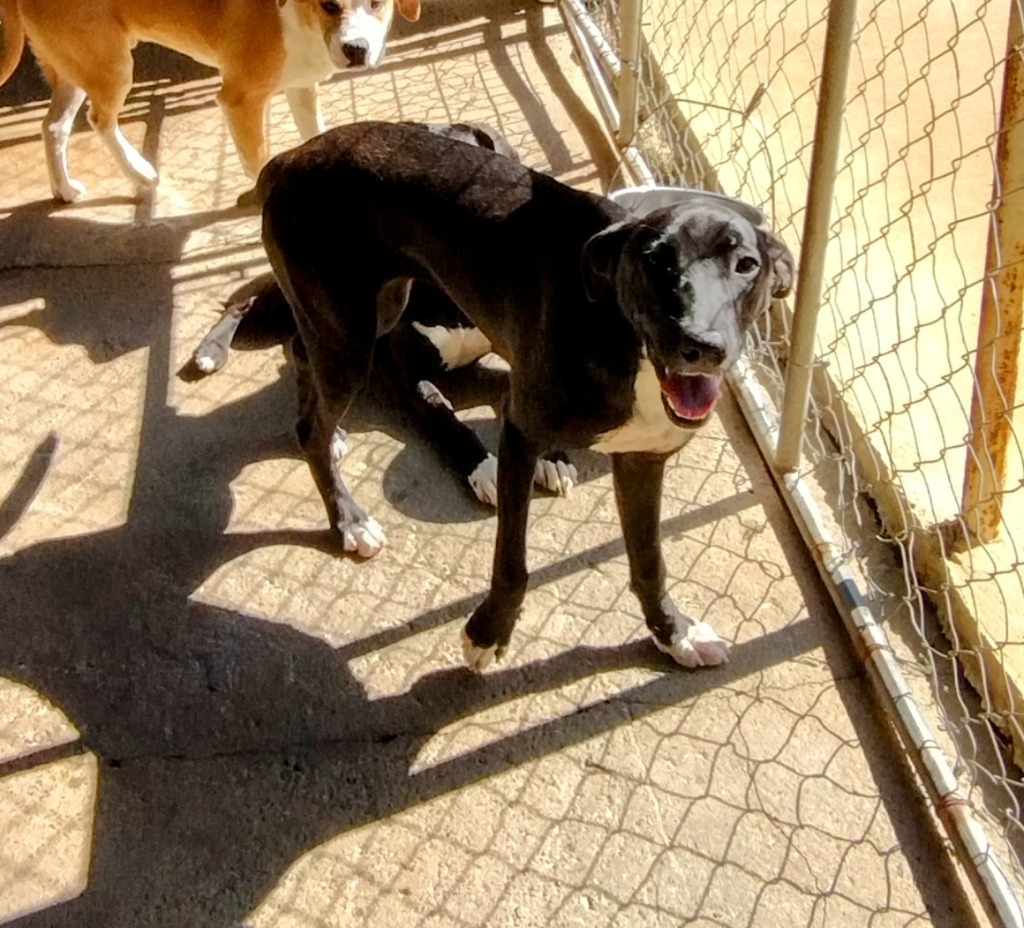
[462, 417, 538, 671]
[284, 87, 326, 141]
[612, 452, 731, 668]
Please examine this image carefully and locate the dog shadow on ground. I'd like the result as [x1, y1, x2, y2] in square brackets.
[0, 9, 966, 922]
[0, 341, 968, 925]
[0, 402, 834, 927]
[0, 220, 969, 923]
[0, 202, 847, 928]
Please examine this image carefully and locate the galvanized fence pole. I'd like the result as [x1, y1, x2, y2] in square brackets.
[774, 0, 860, 472]
[960, 0, 1024, 544]
[617, 0, 643, 147]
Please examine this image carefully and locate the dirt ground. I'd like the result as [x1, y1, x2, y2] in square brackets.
[0, 1, 985, 925]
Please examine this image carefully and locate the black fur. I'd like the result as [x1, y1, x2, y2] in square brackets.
[256, 121, 794, 669]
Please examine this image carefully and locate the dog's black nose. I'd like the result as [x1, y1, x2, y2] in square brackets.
[680, 333, 726, 368]
[342, 40, 370, 67]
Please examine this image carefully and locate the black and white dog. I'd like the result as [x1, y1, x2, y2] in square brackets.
[193, 122, 576, 511]
[256, 121, 794, 671]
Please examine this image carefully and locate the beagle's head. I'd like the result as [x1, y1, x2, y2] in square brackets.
[301, 0, 420, 69]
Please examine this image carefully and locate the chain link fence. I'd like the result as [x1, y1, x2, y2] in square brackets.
[558, 0, 1024, 919]
[0, 0, 1018, 924]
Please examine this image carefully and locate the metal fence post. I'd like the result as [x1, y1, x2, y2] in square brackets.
[617, 0, 643, 147]
[774, 0, 860, 473]
[960, 0, 1024, 544]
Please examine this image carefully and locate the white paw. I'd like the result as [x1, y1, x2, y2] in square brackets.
[194, 353, 219, 373]
[468, 454, 499, 507]
[653, 621, 731, 668]
[461, 627, 499, 672]
[534, 458, 577, 496]
[330, 429, 350, 462]
[128, 155, 159, 189]
[54, 178, 87, 203]
[339, 516, 386, 558]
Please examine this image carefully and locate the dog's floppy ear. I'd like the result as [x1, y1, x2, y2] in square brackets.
[581, 222, 632, 302]
[762, 229, 795, 299]
[396, 0, 421, 21]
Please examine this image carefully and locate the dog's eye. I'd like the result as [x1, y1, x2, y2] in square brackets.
[370, 0, 384, 8]
[735, 256, 760, 275]
[321, 0, 342, 14]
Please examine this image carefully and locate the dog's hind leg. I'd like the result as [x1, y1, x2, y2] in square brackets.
[40, 72, 87, 203]
[612, 451, 731, 668]
[381, 319, 498, 505]
[84, 50, 159, 194]
[193, 297, 255, 374]
[462, 416, 539, 670]
[219, 76, 275, 178]
[290, 331, 386, 557]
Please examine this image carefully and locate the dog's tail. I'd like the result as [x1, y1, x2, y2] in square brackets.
[0, 0, 26, 88]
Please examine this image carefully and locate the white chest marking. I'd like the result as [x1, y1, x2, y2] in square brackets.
[412, 323, 493, 370]
[590, 360, 695, 454]
[278, 4, 336, 88]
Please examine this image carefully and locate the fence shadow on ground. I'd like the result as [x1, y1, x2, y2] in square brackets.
[0, 3, 976, 924]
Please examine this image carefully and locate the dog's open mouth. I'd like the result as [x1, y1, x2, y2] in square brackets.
[657, 370, 722, 426]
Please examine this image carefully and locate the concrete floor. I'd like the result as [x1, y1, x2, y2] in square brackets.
[0, 1, 981, 925]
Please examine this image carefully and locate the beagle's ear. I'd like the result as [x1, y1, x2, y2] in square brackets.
[396, 0, 421, 21]
[580, 221, 632, 302]
[762, 228, 795, 299]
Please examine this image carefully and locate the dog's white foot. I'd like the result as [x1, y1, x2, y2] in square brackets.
[339, 516, 386, 558]
[534, 457, 577, 496]
[122, 144, 159, 192]
[194, 353, 220, 373]
[330, 428, 350, 463]
[468, 454, 499, 507]
[461, 627, 499, 672]
[654, 621, 731, 668]
[53, 178, 87, 204]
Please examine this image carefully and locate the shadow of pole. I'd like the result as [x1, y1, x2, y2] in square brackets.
[0, 433, 57, 544]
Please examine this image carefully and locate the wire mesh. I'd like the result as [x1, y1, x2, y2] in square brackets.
[580, 0, 1024, 906]
[0, 0, 1007, 925]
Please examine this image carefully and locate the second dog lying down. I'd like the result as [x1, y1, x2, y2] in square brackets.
[192, 269, 577, 514]
[255, 121, 795, 671]
[192, 123, 576, 520]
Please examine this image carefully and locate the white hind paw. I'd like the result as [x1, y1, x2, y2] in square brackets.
[534, 457, 576, 496]
[330, 428, 350, 463]
[468, 454, 499, 507]
[653, 621, 731, 668]
[54, 178, 87, 203]
[339, 516, 386, 558]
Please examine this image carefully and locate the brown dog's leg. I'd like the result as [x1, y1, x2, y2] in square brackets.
[84, 48, 159, 194]
[462, 415, 539, 671]
[612, 452, 731, 668]
[41, 72, 87, 202]
[219, 76, 274, 178]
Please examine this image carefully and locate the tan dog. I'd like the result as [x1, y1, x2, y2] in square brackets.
[0, 0, 420, 202]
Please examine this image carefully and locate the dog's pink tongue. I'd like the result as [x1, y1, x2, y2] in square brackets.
[662, 374, 720, 420]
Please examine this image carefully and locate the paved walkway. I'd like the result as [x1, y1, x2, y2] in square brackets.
[0, 2, 978, 925]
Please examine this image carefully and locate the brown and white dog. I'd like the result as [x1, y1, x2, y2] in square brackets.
[0, 0, 420, 202]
